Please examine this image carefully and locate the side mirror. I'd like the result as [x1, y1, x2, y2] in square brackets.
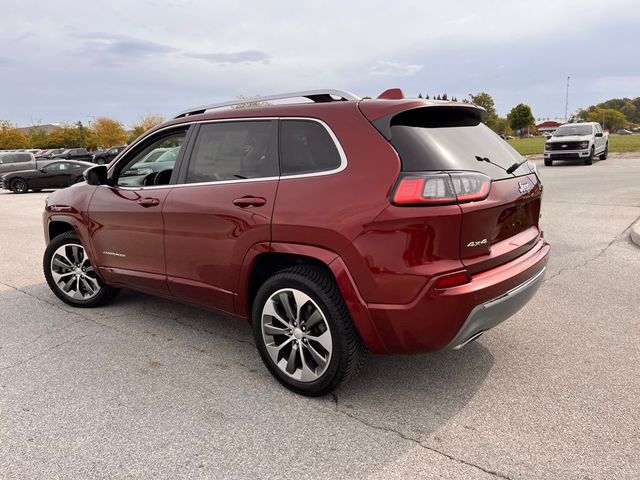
[84, 165, 108, 185]
[595, 132, 603, 138]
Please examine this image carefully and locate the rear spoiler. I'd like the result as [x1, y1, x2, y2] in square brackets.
[367, 104, 487, 141]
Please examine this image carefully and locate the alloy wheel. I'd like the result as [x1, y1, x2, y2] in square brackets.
[50, 243, 101, 300]
[261, 288, 333, 382]
[12, 179, 27, 193]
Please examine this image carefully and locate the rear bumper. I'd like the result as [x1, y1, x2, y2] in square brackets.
[360, 238, 550, 354]
[445, 265, 546, 349]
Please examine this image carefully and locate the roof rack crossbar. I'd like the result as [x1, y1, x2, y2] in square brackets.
[173, 89, 360, 118]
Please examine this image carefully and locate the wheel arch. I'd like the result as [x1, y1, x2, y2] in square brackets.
[48, 220, 76, 243]
[239, 242, 386, 353]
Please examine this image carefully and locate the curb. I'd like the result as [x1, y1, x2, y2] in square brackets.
[632, 220, 640, 248]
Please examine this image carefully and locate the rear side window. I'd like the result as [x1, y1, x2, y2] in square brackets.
[186, 121, 277, 183]
[14, 153, 32, 163]
[390, 108, 532, 179]
[280, 120, 342, 176]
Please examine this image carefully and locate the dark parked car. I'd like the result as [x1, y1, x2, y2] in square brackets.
[51, 148, 93, 162]
[42, 88, 549, 396]
[92, 145, 126, 164]
[35, 148, 66, 160]
[2, 160, 93, 193]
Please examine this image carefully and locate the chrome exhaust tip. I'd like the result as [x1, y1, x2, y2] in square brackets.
[452, 331, 484, 350]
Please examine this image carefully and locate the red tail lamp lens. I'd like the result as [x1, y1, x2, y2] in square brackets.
[392, 172, 491, 206]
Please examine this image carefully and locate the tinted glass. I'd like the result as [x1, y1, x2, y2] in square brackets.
[280, 120, 341, 175]
[14, 153, 31, 163]
[389, 108, 532, 179]
[554, 125, 593, 136]
[117, 130, 186, 187]
[186, 121, 276, 183]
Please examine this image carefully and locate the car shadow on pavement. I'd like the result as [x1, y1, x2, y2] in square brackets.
[329, 342, 494, 440]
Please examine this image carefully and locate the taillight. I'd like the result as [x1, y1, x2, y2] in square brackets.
[392, 172, 491, 206]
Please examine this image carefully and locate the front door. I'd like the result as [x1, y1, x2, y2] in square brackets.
[163, 120, 279, 313]
[88, 127, 191, 295]
[35, 161, 73, 188]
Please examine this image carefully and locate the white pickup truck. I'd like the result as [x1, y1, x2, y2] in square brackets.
[544, 122, 609, 166]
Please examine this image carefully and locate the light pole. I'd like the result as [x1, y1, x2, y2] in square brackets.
[564, 76, 570, 122]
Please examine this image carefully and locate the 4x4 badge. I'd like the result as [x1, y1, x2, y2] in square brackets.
[518, 182, 531, 194]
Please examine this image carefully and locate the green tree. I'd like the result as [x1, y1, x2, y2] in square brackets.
[48, 124, 87, 148]
[469, 92, 498, 128]
[587, 108, 626, 132]
[26, 126, 50, 148]
[508, 103, 535, 134]
[129, 114, 165, 143]
[0, 121, 27, 149]
[91, 117, 128, 148]
[494, 117, 510, 136]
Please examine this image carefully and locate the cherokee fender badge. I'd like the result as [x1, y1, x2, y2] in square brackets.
[102, 251, 126, 257]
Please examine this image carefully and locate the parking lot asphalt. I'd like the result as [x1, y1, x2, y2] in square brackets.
[1, 156, 639, 479]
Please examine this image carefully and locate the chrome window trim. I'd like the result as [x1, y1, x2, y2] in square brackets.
[109, 116, 348, 191]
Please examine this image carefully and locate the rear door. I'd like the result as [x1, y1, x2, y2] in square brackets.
[88, 126, 191, 295]
[386, 106, 542, 274]
[162, 119, 279, 313]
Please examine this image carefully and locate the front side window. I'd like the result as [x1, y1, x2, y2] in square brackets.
[280, 120, 342, 176]
[14, 153, 32, 163]
[42, 162, 69, 173]
[186, 121, 277, 183]
[115, 130, 186, 187]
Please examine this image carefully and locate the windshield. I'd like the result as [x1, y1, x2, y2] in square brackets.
[390, 108, 532, 179]
[554, 125, 593, 136]
[139, 148, 169, 163]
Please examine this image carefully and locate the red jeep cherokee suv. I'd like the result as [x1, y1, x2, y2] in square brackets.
[42, 88, 549, 396]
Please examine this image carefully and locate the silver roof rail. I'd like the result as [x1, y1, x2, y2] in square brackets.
[173, 89, 360, 118]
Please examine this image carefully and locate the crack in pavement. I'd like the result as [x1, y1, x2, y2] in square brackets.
[328, 394, 512, 480]
[0, 329, 106, 371]
[0, 280, 259, 375]
[543, 213, 640, 284]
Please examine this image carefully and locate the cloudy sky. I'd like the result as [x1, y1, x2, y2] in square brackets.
[1, 0, 639, 127]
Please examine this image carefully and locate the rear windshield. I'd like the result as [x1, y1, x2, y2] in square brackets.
[390, 108, 532, 179]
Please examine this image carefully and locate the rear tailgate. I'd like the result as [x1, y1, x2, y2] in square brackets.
[362, 102, 542, 275]
[459, 173, 541, 274]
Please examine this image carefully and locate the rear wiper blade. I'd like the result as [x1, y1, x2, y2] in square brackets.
[475, 155, 508, 173]
[506, 158, 529, 175]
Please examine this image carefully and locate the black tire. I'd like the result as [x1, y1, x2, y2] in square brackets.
[10, 178, 28, 193]
[544, 159, 552, 167]
[43, 231, 119, 308]
[252, 265, 366, 396]
[584, 147, 594, 165]
[599, 143, 608, 160]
